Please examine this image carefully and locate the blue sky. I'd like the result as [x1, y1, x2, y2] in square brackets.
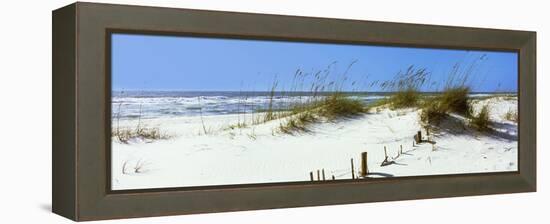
[112, 33, 518, 92]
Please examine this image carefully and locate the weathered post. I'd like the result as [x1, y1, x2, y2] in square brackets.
[400, 145, 403, 155]
[317, 169, 320, 181]
[332, 175, 335, 180]
[351, 158, 355, 179]
[322, 169, 326, 181]
[361, 152, 368, 177]
[417, 130, 422, 143]
[310, 171, 314, 181]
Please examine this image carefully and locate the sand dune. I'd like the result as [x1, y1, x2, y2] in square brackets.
[111, 96, 518, 190]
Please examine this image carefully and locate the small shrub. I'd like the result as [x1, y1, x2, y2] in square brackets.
[470, 104, 491, 131]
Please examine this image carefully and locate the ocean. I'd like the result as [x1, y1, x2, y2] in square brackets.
[111, 90, 513, 120]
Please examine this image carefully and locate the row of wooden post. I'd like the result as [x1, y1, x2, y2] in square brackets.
[309, 169, 336, 181]
[310, 151, 369, 181]
[310, 140, 420, 181]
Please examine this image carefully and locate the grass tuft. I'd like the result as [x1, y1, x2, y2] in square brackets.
[279, 112, 316, 134]
[279, 94, 366, 134]
[113, 126, 170, 144]
[503, 108, 518, 123]
[420, 101, 448, 125]
[388, 88, 420, 109]
[420, 87, 472, 125]
[470, 104, 491, 131]
[319, 94, 366, 119]
[381, 66, 429, 109]
[438, 86, 471, 116]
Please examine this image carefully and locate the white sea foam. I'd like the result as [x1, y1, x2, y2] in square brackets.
[112, 91, 384, 119]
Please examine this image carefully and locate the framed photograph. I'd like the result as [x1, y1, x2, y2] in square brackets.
[52, 2, 536, 221]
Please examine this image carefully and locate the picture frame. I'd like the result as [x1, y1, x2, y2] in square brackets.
[52, 2, 536, 221]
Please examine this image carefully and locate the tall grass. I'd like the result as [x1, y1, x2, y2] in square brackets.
[381, 66, 430, 109]
[226, 61, 369, 134]
[420, 55, 487, 125]
[318, 93, 366, 119]
[279, 94, 366, 134]
[420, 86, 472, 125]
[264, 77, 279, 122]
[438, 86, 471, 116]
[197, 96, 213, 135]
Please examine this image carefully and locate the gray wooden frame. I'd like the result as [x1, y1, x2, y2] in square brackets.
[52, 2, 536, 221]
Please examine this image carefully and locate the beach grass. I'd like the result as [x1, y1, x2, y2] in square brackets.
[218, 57, 499, 135]
[222, 61, 371, 134]
[381, 66, 430, 109]
[420, 100, 448, 125]
[388, 88, 420, 109]
[438, 86, 471, 116]
[470, 104, 491, 131]
[113, 101, 171, 143]
[318, 94, 366, 119]
[279, 93, 367, 133]
[113, 126, 170, 143]
[503, 108, 518, 123]
[418, 56, 489, 126]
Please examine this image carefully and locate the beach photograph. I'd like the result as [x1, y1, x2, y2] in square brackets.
[110, 33, 518, 190]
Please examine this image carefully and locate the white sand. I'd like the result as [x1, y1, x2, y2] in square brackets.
[111, 97, 518, 190]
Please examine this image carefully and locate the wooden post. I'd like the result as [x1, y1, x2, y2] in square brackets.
[332, 175, 335, 180]
[351, 158, 355, 179]
[361, 152, 368, 177]
[317, 170, 320, 181]
[310, 171, 314, 181]
[400, 145, 403, 155]
[322, 169, 326, 181]
[417, 130, 422, 143]
[413, 140, 415, 147]
[384, 146, 388, 159]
